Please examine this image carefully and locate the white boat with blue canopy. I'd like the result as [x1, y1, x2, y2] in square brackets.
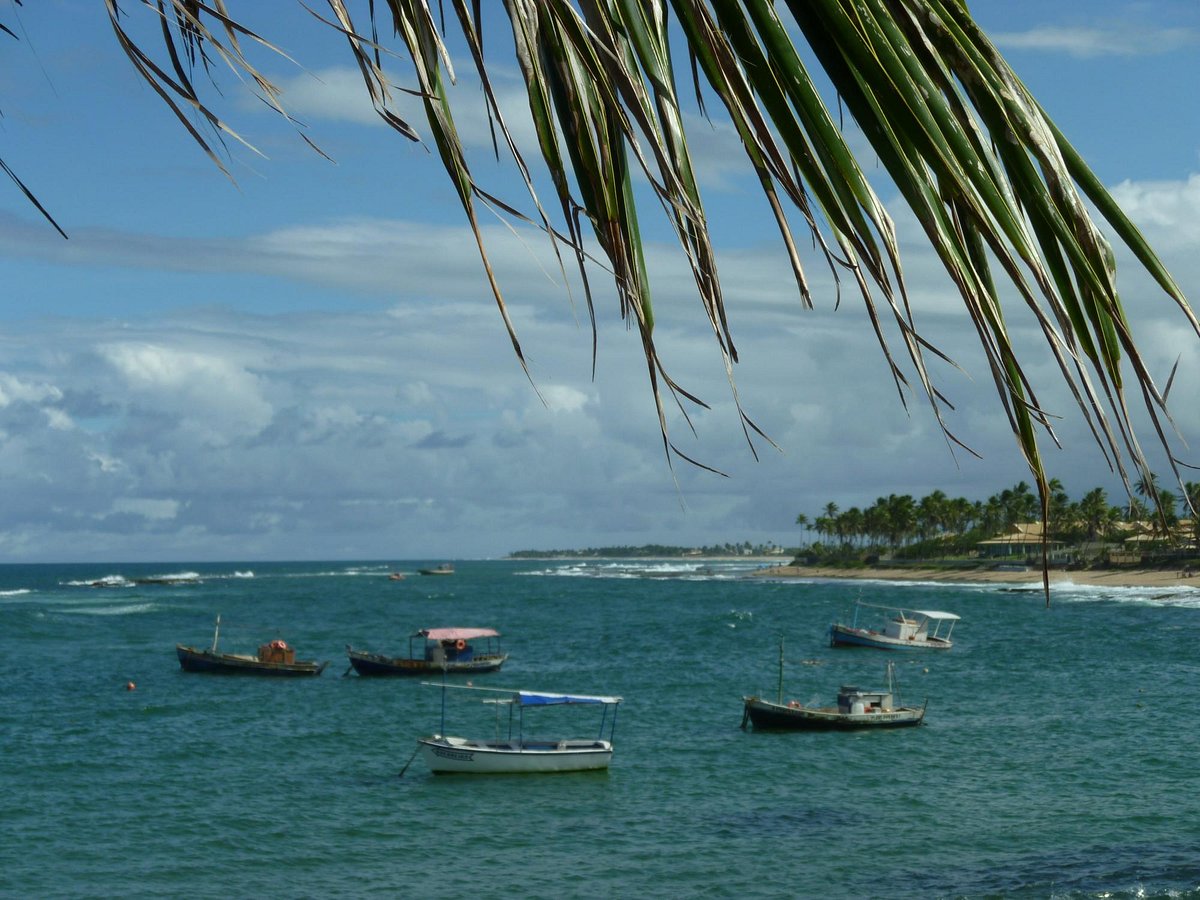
[415, 683, 622, 774]
[829, 601, 959, 651]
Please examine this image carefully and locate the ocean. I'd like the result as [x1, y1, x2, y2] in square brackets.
[2, 559, 1198, 898]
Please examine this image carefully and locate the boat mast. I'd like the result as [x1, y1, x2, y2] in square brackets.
[887, 660, 901, 705]
[439, 669, 447, 736]
[777, 635, 785, 704]
[211, 614, 221, 653]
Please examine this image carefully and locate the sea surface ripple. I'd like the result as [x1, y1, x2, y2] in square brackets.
[2, 559, 1197, 898]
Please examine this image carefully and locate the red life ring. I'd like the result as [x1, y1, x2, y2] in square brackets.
[455, 639, 466, 651]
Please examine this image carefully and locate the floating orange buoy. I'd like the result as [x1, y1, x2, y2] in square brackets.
[125, 681, 136, 691]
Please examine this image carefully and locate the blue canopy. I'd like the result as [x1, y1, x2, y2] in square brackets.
[517, 691, 621, 706]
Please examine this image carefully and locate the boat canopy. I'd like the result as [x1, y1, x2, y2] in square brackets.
[417, 627, 500, 641]
[854, 601, 959, 621]
[419, 682, 620, 705]
[517, 691, 622, 706]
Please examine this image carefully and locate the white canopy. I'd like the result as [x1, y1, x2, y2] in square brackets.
[855, 601, 959, 621]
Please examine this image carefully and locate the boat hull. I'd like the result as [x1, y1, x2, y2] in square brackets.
[346, 649, 507, 677]
[742, 697, 925, 730]
[828, 624, 952, 651]
[417, 736, 613, 774]
[175, 645, 328, 676]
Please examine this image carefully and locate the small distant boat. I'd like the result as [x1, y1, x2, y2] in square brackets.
[418, 563, 455, 576]
[415, 683, 622, 774]
[829, 601, 959, 651]
[388, 572, 406, 581]
[742, 639, 925, 730]
[346, 627, 507, 677]
[176, 616, 328, 676]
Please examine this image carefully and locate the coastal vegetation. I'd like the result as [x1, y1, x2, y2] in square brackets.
[796, 479, 1200, 569]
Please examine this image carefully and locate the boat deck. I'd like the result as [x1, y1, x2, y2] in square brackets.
[437, 736, 610, 752]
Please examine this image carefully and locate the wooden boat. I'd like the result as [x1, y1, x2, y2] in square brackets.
[829, 601, 959, 651]
[346, 627, 507, 676]
[418, 563, 454, 576]
[742, 640, 925, 730]
[176, 616, 328, 676]
[415, 684, 621, 774]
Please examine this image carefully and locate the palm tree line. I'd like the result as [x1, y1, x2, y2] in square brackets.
[796, 479, 1200, 559]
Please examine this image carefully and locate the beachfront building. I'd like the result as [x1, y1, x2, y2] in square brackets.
[976, 523, 1069, 563]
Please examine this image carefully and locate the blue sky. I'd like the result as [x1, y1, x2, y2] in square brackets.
[0, 1, 1198, 562]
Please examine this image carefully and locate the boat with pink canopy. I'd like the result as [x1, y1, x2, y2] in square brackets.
[345, 627, 507, 676]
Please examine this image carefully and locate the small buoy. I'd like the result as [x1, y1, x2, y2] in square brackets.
[125, 681, 136, 691]
[466, 680, 474, 687]
[922, 668, 929, 674]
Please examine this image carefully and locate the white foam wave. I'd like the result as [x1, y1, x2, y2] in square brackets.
[0, 588, 32, 597]
[141, 571, 201, 583]
[1039, 580, 1200, 609]
[281, 569, 385, 578]
[775, 574, 1200, 609]
[521, 559, 767, 580]
[65, 602, 157, 616]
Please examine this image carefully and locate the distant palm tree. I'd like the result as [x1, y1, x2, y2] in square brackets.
[1181, 482, 1200, 552]
[795, 513, 811, 547]
[1135, 474, 1160, 500]
[9, 2, 1198, 528]
[1077, 487, 1111, 542]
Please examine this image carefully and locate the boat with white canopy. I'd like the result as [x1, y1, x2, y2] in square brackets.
[829, 601, 959, 651]
[414, 683, 621, 774]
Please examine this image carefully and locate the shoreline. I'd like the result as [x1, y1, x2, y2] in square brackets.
[752, 564, 1200, 590]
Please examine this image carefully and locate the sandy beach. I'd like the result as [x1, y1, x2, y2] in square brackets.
[752, 564, 1200, 590]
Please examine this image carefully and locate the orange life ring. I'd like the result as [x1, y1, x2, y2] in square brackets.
[455, 639, 466, 651]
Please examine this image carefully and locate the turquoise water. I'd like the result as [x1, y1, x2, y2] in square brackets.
[2, 559, 1198, 898]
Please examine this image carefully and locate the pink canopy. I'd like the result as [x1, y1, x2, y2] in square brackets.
[418, 627, 500, 642]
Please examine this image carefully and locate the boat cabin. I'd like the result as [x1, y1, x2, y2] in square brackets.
[883, 615, 926, 641]
[836, 685, 894, 715]
[426, 639, 476, 664]
[257, 639, 295, 665]
[415, 627, 501, 665]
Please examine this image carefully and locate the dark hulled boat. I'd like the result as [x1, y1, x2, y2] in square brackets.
[176, 617, 327, 676]
[741, 643, 926, 731]
[346, 627, 506, 676]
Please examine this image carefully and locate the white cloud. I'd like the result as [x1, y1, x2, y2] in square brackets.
[993, 25, 1198, 58]
[542, 385, 589, 414]
[263, 63, 543, 155]
[1110, 173, 1200, 251]
[43, 408, 73, 431]
[269, 67, 385, 127]
[99, 342, 274, 443]
[0, 373, 62, 408]
[111, 498, 181, 521]
[87, 450, 122, 474]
